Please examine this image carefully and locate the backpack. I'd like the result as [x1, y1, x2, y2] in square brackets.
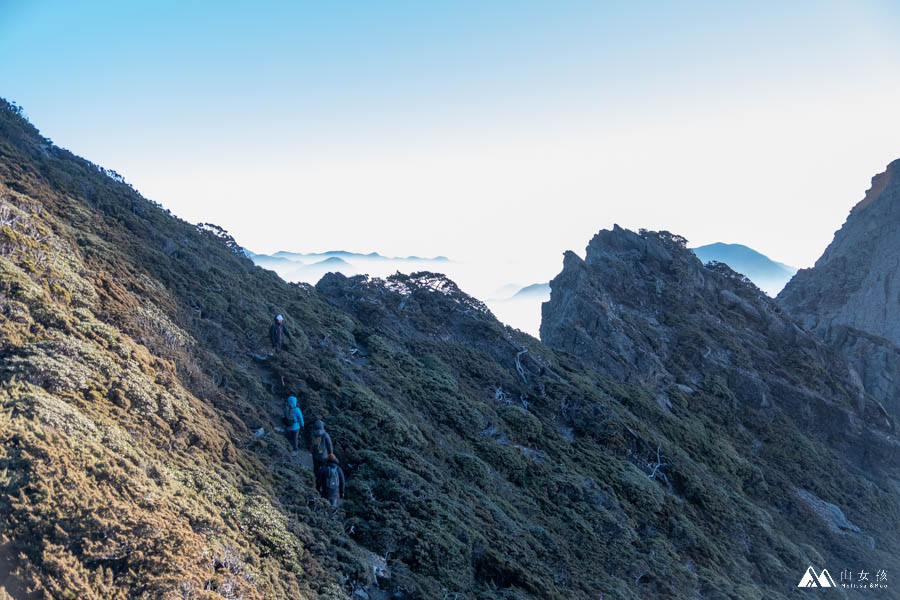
[283, 407, 296, 428]
[326, 465, 340, 495]
[311, 432, 327, 459]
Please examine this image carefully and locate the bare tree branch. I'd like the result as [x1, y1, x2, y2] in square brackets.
[516, 349, 528, 384]
[647, 445, 669, 480]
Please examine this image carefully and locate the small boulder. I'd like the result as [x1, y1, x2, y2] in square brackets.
[797, 489, 862, 534]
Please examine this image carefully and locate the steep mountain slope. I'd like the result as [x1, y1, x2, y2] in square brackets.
[779, 159, 900, 345]
[540, 226, 900, 590]
[778, 159, 900, 412]
[2, 100, 899, 600]
[691, 242, 796, 296]
[0, 102, 362, 600]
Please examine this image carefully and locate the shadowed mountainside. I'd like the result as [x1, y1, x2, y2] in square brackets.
[1, 100, 899, 599]
[540, 225, 900, 591]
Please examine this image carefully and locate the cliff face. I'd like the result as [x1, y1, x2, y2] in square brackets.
[535, 225, 900, 589]
[3, 99, 900, 600]
[778, 159, 900, 412]
[540, 227, 871, 419]
[780, 159, 900, 343]
[538, 224, 900, 526]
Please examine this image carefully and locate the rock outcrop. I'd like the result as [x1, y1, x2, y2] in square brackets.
[778, 159, 900, 412]
[540, 225, 895, 459]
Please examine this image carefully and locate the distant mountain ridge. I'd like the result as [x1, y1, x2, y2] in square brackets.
[256, 250, 449, 262]
[691, 242, 796, 296]
[249, 252, 550, 335]
[313, 256, 351, 266]
[486, 282, 551, 338]
[512, 282, 550, 299]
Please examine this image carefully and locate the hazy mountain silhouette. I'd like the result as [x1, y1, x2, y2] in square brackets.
[487, 283, 551, 337]
[490, 283, 523, 300]
[250, 253, 550, 335]
[263, 250, 449, 263]
[312, 256, 351, 266]
[692, 242, 796, 296]
[512, 282, 550, 299]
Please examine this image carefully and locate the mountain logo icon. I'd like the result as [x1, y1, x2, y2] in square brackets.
[798, 566, 837, 588]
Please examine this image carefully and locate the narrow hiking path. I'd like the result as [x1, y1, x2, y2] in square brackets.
[248, 350, 315, 471]
[245, 341, 395, 599]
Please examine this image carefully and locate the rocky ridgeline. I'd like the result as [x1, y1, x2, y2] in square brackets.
[778, 159, 900, 414]
[540, 225, 895, 462]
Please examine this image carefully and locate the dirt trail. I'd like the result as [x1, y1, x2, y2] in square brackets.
[249, 352, 315, 471]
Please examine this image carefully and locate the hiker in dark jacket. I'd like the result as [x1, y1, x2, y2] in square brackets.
[269, 314, 293, 353]
[316, 453, 345, 507]
[309, 420, 333, 473]
[283, 395, 304, 451]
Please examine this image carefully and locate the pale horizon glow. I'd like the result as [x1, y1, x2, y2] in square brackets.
[2, 1, 900, 276]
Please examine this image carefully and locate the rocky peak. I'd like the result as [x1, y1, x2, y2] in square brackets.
[543, 226, 773, 386]
[846, 157, 900, 220]
[540, 226, 900, 451]
[585, 225, 680, 267]
[779, 158, 900, 337]
[778, 159, 900, 410]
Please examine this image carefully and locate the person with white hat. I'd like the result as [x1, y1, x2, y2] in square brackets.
[269, 313, 294, 353]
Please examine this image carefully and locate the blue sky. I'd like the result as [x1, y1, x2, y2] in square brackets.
[2, 1, 900, 276]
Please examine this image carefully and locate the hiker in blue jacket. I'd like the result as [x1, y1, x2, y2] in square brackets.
[284, 395, 304, 451]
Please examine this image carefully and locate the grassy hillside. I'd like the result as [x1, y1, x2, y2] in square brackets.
[1, 99, 898, 599]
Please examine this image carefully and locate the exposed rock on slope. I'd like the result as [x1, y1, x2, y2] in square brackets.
[540, 224, 898, 480]
[778, 159, 900, 412]
[538, 224, 900, 589]
[541, 227, 863, 412]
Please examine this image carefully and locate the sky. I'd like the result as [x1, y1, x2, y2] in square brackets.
[2, 0, 900, 286]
